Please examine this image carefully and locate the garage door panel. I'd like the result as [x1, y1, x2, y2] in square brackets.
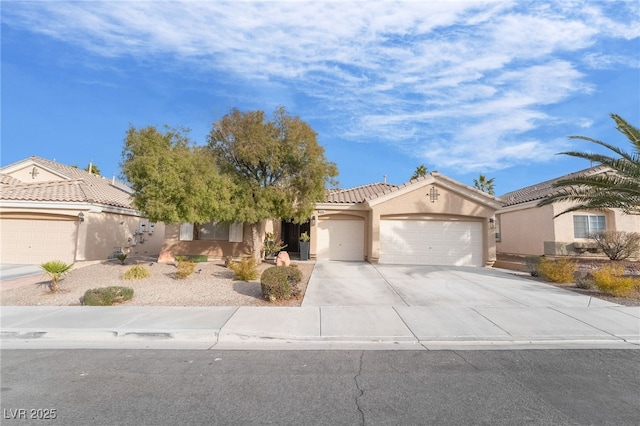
[317, 219, 364, 261]
[380, 220, 482, 266]
[1, 219, 77, 264]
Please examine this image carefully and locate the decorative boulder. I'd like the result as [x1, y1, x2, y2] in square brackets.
[276, 251, 291, 267]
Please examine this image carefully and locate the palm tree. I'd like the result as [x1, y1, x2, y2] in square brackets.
[40, 260, 73, 292]
[538, 114, 640, 216]
[410, 164, 428, 180]
[473, 174, 495, 195]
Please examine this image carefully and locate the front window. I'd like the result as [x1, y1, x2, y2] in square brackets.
[198, 222, 230, 240]
[573, 215, 606, 238]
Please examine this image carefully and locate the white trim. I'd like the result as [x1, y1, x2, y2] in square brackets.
[179, 223, 194, 241]
[315, 203, 369, 211]
[229, 222, 244, 242]
[0, 201, 143, 217]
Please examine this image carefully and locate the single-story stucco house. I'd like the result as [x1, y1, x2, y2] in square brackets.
[0, 156, 165, 265]
[496, 165, 640, 257]
[310, 172, 503, 266]
[159, 172, 503, 267]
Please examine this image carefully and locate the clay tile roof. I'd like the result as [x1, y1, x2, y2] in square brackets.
[0, 173, 22, 186]
[325, 182, 399, 203]
[499, 165, 610, 207]
[0, 156, 136, 210]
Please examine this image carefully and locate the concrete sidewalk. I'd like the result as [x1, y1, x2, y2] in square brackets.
[2, 304, 639, 350]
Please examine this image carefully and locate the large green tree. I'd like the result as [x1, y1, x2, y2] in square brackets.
[120, 125, 234, 223]
[538, 114, 640, 215]
[207, 107, 338, 256]
[473, 174, 495, 195]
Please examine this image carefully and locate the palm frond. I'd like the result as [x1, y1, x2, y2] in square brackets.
[537, 114, 640, 216]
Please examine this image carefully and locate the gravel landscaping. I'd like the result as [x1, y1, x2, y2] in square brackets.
[1, 257, 314, 307]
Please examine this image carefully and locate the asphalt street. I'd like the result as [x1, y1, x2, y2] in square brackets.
[1, 349, 639, 425]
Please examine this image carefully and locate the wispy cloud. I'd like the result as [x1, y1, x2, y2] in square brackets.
[3, 1, 638, 173]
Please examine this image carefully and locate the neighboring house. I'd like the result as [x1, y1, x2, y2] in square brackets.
[496, 166, 640, 257]
[0, 156, 165, 265]
[310, 172, 503, 266]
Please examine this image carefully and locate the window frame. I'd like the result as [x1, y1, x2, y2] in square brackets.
[573, 214, 606, 239]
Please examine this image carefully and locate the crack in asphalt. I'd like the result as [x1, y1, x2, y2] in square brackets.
[354, 351, 365, 425]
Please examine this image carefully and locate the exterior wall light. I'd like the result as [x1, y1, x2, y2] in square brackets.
[78, 212, 85, 223]
[489, 218, 495, 229]
[311, 216, 316, 226]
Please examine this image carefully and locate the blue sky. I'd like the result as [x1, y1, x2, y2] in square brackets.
[2, 1, 639, 195]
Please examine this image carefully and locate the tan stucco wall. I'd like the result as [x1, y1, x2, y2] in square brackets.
[608, 210, 640, 233]
[0, 207, 165, 262]
[496, 203, 555, 256]
[497, 200, 640, 257]
[9, 165, 66, 183]
[79, 212, 165, 261]
[159, 220, 278, 262]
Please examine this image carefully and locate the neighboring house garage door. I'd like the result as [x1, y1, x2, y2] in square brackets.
[0, 219, 77, 264]
[317, 219, 365, 261]
[379, 220, 483, 266]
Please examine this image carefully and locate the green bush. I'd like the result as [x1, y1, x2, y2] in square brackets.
[122, 265, 151, 280]
[116, 253, 128, 265]
[176, 261, 196, 279]
[229, 257, 259, 281]
[82, 286, 134, 306]
[260, 265, 302, 301]
[537, 257, 577, 283]
[591, 265, 638, 297]
[175, 255, 208, 263]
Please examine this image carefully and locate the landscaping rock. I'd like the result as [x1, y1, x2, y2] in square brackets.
[276, 251, 291, 267]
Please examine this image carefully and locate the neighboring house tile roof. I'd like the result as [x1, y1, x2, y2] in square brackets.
[325, 182, 399, 203]
[499, 165, 610, 207]
[0, 156, 136, 210]
[0, 173, 22, 186]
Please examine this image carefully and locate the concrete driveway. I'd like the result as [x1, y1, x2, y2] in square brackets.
[302, 261, 617, 308]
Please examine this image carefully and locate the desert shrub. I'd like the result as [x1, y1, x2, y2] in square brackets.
[176, 261, 196, 279]
[589, 231, 640, 261]
[116, 253, 128, 265]
[591, 265, 638, 297]
[260, 265, 302, 301]
[229, 257, 259, 281]
[537, 257, 577, 283]
[525, 256, 541, 277]
[40, 260, 73, 292]
[122, 264, 151, 280]
[574, 272, 594, 290]
[82, 286, 134, 306]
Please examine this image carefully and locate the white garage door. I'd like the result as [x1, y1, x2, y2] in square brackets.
[380, 220, 483, 266]
[317, 219, 365, 261]
[0, 219, 77, 264]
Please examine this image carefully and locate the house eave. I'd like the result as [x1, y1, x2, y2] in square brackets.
[0, 200, 142, 217]
[315, 202, 369, 211]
